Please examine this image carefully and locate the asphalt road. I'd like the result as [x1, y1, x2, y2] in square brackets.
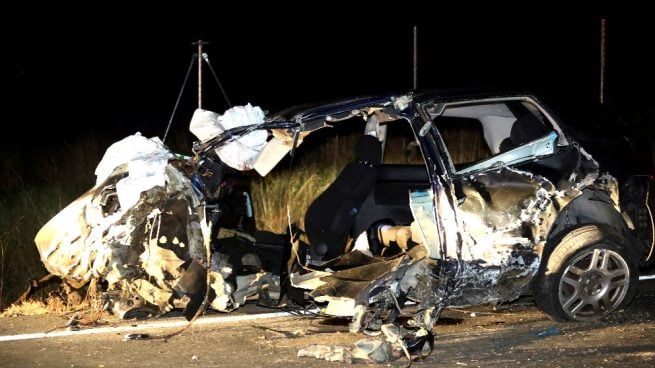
[0, 280, 653, 367]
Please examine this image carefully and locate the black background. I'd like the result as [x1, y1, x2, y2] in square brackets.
[5, 14, 654, 152]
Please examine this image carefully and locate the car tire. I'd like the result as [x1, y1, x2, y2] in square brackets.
[532, 225, 639, 322]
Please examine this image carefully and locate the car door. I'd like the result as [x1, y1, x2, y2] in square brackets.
[421, 97, 569, 303]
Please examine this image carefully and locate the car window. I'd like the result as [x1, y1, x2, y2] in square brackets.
[431, 100, 557, 174]
[382, 119, 425, 165]
[436, 116, 492, 168]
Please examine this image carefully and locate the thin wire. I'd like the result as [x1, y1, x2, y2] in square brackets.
[645, 182, 654, 261]
[163, 54, 197, 144]
[385, 289, 410, 316]
[202, 53, 232, 108]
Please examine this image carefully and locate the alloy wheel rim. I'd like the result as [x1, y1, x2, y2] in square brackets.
[558, 247, 630, 320]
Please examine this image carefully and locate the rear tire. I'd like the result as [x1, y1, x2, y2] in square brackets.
[533, 225, 639, 322]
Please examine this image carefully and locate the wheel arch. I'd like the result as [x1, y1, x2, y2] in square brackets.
[542, 224, 639, 277]
[545, 188, 641, 260]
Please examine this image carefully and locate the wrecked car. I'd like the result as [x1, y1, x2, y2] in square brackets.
[35, 91, 654, 351]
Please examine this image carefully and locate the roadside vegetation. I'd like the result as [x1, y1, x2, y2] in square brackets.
[0, 137, 103, 310]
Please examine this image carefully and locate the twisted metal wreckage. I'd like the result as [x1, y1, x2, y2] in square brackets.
[34, 92, 653, 363]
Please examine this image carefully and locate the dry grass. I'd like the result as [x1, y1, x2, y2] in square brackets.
[440, 123, 492, 164]
[0, 186, 86, 309]
[251, 134, 356, 233]
[249, 126, 488, 233]
[0, 135, 103, 310]
[0, 294, 67, 317]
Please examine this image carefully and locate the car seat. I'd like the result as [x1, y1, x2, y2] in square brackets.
[499, 113, 549, 152]
[304, 134, 382, 262]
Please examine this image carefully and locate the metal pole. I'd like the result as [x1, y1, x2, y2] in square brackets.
[198, 41, 203, 109]
[193, 40, 209, 109]
[600, 18, 606, 104]
[413, 26, 418, 90]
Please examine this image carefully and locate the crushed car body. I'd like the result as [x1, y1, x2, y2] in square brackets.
[35, 90, 654, 361]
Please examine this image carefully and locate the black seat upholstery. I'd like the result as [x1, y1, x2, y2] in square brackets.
[304, 135, 382, 261]
[499, 113, 549, 152]
[498, 137, 515, 153]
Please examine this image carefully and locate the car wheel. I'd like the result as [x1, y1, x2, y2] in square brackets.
[533, 225, 639, 322]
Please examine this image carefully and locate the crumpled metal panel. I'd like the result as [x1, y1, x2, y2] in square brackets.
[35, 162, 206, 312]
[298, 140, 605, 333]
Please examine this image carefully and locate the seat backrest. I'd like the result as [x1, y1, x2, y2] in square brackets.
[498, 113, 549, 153]
[304, 135, 382, 261]
[510, 113, 549, 146]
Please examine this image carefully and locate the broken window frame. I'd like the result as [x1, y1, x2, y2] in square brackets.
[420, 96, 570, 178]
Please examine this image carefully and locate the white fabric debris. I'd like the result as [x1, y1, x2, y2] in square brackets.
[189, 109, 223, 142]
[94, 133, 173, 209]
[189, 104, 268, 171]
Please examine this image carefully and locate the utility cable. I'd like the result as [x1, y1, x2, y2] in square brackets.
[163, 54, 197, 144]
[202, 53, 232, 108]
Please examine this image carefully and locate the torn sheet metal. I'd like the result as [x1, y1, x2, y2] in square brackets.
[287, 109, 610, 342]
[440, 151, 604, 306]
[457, 131, 558, 175]
[298, 323, 432, 364]
[35, 132, 272, 317]
[36, 157, 207, 313]
[253, 129, 311, 176]
[35, 126, 283, 318]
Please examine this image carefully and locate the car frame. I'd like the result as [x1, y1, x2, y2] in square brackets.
[35, 89, 654, 342]
[263, 90, 653, 323]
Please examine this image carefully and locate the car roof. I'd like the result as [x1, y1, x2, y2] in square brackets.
[412, 88, 538, 104]
[268, 95, 396, 123]
[268, 88, 542, 125]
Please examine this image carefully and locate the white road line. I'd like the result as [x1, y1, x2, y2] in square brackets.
[0, 312, 291, 343]
[639, 274, 655, 281]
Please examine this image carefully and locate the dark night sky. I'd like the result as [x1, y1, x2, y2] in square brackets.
[5, 14, 655, 152]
